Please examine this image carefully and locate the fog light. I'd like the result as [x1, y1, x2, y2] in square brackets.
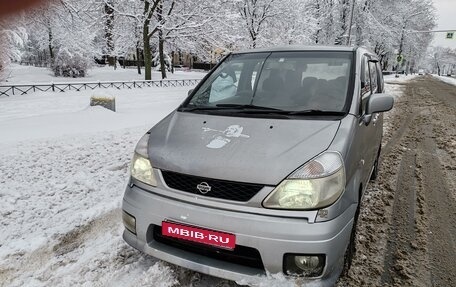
[122, 210, 136, 235]
[284, 254, 325, 277]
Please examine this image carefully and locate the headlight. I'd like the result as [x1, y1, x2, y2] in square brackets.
[263, 152, 345, 210]
[130, 133, 157, 187]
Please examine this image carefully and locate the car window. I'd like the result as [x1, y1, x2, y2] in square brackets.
[209, 64, 241, 102]
[186, 51, 354, 114]
[360, 56, 372, 115]
[253, 53, 351, 111]
[361, 56, 371, 96]
[368, 61, 378, 93]
[376, 62, 384, 93]
[189, 53, 267, 106]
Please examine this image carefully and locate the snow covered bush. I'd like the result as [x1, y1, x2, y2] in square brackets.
[52, 48, 91, 78]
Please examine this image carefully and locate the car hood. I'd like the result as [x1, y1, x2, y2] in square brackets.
[148, 112, 341, 185]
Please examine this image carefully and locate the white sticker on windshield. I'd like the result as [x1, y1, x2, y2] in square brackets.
[202, 125, 250, 149]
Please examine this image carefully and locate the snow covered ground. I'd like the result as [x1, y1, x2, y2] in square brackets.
[0, 70, 412, 287]
[1, 64, 207, 84]
[383, 74, 419, 84]
[432, 74, 456, 86]
[384, 73, 456, 87]
[0, 86, 200, 287]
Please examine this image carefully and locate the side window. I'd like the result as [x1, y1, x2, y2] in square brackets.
[368, 61, 378, 93]
[359, 56, 371, 115]
[376, 62, 384, 93]
[361, 56, 371, 96]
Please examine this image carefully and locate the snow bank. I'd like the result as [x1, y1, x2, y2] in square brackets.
[432, 75, 456, 86]
[0, 87, 189, 144]
[384, 74, 419, 84]
[0, 87, 189, 257]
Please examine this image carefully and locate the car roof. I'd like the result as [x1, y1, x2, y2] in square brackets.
[233, 45, 358, 54]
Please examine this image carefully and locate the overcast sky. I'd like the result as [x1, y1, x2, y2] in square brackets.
[432, 0, 456, 48]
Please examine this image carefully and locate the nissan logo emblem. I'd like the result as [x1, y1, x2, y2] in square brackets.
[196, 182, 211, 194]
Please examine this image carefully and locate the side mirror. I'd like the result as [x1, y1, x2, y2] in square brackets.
[366, 93, 394, 114]
[188, 89, 194, 96]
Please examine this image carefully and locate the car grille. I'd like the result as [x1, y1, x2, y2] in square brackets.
[151, 225, 265, 270]
[160, 170, 264, 202]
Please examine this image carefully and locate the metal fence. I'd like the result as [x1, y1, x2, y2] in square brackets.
[0, 79, 201, 97]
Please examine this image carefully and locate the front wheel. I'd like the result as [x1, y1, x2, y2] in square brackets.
[342, 195, 362, 276]
[370, 145, 382, 181]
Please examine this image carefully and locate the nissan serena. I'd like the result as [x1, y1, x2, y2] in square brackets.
[122, 46, 394, 286]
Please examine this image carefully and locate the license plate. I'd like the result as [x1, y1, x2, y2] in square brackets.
[162, 221, 236, 250]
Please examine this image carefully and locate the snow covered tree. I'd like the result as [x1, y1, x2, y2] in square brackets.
[236, 0, 278, 48]
[1, 0, 440, 79]
[19, 0, 101, 77]
[334, 0, 351, 45]
[104, 0, 116, 66]
[0, 20, 27, 79]
[154, 0, 218, 78]
[305, 0, 339, 45]
[426, 47, 456, 75]
[346, 0, 436, 70]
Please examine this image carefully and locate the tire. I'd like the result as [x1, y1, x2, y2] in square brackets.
[370, 145, 381, 181]
[342, 214, 358, 275]
[342, 193, 362, 276]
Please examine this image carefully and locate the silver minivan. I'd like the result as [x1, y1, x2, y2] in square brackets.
[122, 46, 393, 286]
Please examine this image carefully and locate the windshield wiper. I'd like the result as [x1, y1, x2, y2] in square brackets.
[215, 104, 284, 111]
[180, 104, 284, 113]
[179, 106, 223, 112]
[179, 104, 281, 112]
[283, 109, 346, 116]
[180, 105, 345, 117]
[216, 105, 345, 116]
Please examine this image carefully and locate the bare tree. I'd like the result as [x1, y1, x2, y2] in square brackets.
[237, 0, 277, 48]
[154, 0, 216, 78]
[142, 0, 160, 80]
[104, 0, 115, 67]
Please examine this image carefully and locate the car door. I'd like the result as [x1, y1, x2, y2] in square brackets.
[372, 60, 385, 148]
[358, 55, 379, 184]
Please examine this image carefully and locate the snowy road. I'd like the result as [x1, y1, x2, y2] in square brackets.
[338, 76, 456, 286]
[1, 75, 454, 286]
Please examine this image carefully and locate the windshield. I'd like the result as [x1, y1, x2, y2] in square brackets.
[183, 51, 353, 116]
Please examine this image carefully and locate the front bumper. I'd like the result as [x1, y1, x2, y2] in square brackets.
[122, 184, 356, 286]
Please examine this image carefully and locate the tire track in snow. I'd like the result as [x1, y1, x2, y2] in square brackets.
[339, 77, 456, 286]
[1, 206, 238, 287]
[1, 209, 119, 286]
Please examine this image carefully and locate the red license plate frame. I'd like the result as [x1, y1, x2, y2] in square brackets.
[161, 221, 236, 250]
